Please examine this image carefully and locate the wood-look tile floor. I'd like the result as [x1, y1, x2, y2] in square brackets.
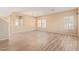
[0, 31, 79, 51]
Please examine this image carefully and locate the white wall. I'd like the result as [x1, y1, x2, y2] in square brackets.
[0, 18, 8, 39]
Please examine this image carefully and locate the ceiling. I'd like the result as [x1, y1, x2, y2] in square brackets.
[0, 7, 76, 17]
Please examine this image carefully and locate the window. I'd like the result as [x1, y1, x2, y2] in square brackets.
[32, 18, 36, 28]
[64, 16, 75, 31]
[41, 19, 46, 28]
[38, 19, 46, 28]
[15, 16, 23, 27]
[38, 19, 42, 28]
[15, 19, 19, 26]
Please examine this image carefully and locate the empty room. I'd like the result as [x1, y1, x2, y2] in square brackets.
[0, 7, 79, 51]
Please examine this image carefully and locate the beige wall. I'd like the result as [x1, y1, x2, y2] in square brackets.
[0, 8, 78, 39]
[9, 9, 79, 36]
[10, 12, 36, 34]
[37, 9, 78, 34]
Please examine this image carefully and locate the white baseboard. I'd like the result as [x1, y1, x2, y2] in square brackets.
[11, 29, 35, 34]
